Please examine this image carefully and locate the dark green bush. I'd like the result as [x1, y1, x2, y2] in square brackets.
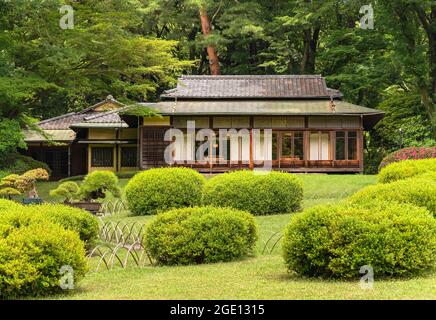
[378, 158, 436, 183]
[79, 170, 121, 201]
[282, 202, 436, 279]
[0, 217, 87, 298]
[144, 206, 258, 265]
[203, 171, 303, 215]
[28, 204, 99, 249]
[349, 176, 436, 216]
[0, 153, 51, 175]
[125, 168, 206, 215]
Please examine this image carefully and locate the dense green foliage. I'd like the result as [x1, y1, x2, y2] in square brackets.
[0, 154, 51, 176]
[203, 171, 303, 215]
[144, 206, 258, 265]
[348, 176, 436, 216]
[79, 171, 121, 201]
[125, 168, 206, 215]
[0, 0, 435, 171]
[378, 158, 436, 183]
[282, 202, 436, 279]
[0, 211, 87, 298]
[28, 204, 99, 249]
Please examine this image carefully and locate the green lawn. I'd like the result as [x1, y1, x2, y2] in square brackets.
[33, 174, 436, 300]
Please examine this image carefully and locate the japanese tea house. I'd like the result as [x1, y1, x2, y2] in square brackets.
[23, 75, 384, 178]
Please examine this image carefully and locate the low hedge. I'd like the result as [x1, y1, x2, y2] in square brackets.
[348, 176, 436, 216]
[125, 168, 206, 215]
[379, 147, 436, 170]
[0, 218, 87, 298]
[144, 206, 258, 265]
[282, 202, 436, 279]
[378, 158, 436, 183]
[28, 204, 99, 249]
[203, 171, 303, 215]
[0, 199, 23, 211]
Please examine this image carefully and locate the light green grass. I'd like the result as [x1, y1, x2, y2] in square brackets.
[52, 254, 436, 300]
[33, 173, 436, 300]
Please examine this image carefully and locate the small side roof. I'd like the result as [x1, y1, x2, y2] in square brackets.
[23, 129, 76, 143]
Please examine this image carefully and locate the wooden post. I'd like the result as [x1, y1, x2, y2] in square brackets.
[249, 129, 254, 170]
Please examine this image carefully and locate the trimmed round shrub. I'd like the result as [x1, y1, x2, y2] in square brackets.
[0, 219, 87, 298]
[0, 199, 23, 211]
[125, 168, 206, 215]
[203, 171, 303, 215]
[378, 158, 436, 183]
[144, 206, 258, 265]
[28, 204, 99, 249]
[282, 202, 436, 279]
[349, 177, 436, 216]
[379, 147, 436, 170]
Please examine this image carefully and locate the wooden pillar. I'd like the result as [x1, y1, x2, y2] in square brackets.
[68, 144, 71, 177]
[249, 129, 254, 170]
[359, 116, 364, 173]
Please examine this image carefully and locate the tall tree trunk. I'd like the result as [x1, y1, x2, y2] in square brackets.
[199, 6, 220, 75]
[414, 5, 436, 138]
[300, 27, 320, 74]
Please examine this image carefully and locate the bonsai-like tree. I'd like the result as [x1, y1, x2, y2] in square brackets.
[0, 169, 50, 199]
[79, 171, 121, 201]
[0, 174, 23, 200]
[49, 181, 80, 203]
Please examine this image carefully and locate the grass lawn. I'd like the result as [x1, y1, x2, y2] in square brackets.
[32, 174, 436, 300]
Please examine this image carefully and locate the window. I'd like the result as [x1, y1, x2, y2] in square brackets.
[294, 132, 304, 159]
[335, 131, 358, 160]
[348, 131, 357, 160]
[272, 133, 278, 160]
[279, 131, 304, 160]
[335, 132, 346, 160]
[91, 147, 113, 167]
[121, 147, 137, 167]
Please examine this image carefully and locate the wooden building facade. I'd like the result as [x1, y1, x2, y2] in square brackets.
[23, 76, 384, 178]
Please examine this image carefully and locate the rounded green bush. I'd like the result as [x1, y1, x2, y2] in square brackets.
[282, 202, 436, 279]
[0, 219, 87, 298]
[144, 206, 258, 265]
[0, 199, 23, 211]
[203, 171, 303, 215]
[125, 168, 206, 215]
[378, 158, 436, 183]
[28, 204, 99, 249]
[348, 177, 436, 216]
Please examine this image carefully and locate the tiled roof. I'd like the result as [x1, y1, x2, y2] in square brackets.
[36, 96, 128, 131]
[162, 75, 342, 99]
[38, 112, 100, 130]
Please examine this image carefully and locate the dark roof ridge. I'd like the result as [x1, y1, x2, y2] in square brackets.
[38, 112, 76, 125]
[180, 74, 323, 79]
[83, 106, 128, 121]
[77, 95, 125, 114]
